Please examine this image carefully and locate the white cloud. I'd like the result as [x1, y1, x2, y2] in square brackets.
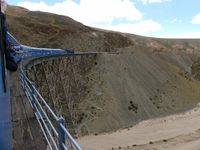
[140, 0, 172, 4]
[170, 18, 177, 24]
[156, 32, 200, 39]
[93, 20, 161, 34]
[17, 0, 142, 25]
[17, 0, 161, 35]
[192, 13, 200, 24]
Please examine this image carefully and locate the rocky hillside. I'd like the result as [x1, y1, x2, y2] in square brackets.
[28, 45, 200, 137]
[8, 6, 200, 137]
[7, 6, 133, 51]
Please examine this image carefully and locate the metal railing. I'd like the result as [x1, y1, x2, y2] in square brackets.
[20, 67, 82, 150]
[7, 31, 98, 150]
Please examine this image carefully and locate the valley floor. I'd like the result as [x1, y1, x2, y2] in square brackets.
[77, 103, 200, 150]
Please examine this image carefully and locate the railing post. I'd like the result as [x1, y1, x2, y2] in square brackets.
[58, 117, 66, 150]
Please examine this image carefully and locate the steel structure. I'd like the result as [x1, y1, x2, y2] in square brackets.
[20, 67, 81, 150]
[0, 31, 85, 149]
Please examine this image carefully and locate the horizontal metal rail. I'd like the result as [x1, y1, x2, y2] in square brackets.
[20, 62, 82, 150]
[8, 31, 98, 150]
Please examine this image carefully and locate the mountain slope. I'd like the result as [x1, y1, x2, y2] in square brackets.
[8, 5, 200, 138]
[7, 5, 134, 51]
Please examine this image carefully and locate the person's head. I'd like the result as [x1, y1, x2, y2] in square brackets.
[1, 0, 7, 14]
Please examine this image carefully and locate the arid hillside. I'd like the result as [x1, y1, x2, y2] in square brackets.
[6, 6, 133, 51]
[8, 5, 200, 140]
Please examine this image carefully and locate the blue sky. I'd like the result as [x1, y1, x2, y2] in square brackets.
[7, 0, 200, 38]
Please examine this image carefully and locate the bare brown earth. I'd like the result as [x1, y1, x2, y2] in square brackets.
[8, 5, 200, 150]
[77, 46, 200, 135]
[6, 6, 133, 52]
[77, 103, 200, 150]
[28, 45, 200, 135]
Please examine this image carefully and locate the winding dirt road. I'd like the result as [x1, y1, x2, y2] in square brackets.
[77, 104, 200, 150]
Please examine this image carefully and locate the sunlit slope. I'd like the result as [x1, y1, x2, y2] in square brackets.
[29, 45, 200, 136]
[78, 46, 200, 134]
[6, 6, 133, 51]
[8, 5, 200, 136]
